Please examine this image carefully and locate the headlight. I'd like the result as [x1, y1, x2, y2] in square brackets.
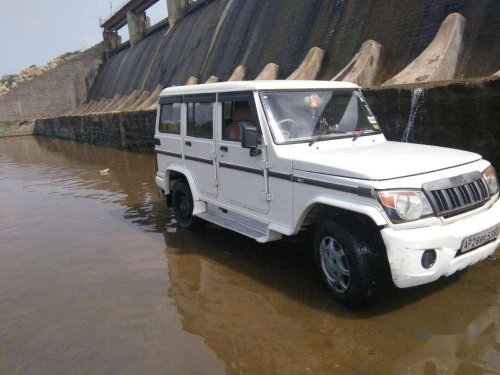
[483, 165, 498, 195]
[377, 190, 434, 223]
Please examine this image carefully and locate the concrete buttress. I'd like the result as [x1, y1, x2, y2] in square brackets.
[332, 40, 382, 87]
[384, 13, 466, 85]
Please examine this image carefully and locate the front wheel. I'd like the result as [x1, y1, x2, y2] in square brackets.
[314, 219, 377, 307]
[171, 180, 206, 230]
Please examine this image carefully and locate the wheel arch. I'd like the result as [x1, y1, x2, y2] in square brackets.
[295, 198, 388, 257]
[164, 165, 200, 202]
[295, 197, 387, 232]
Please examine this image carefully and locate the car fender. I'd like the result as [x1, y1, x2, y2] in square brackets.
[294, 195, 387, 233]
[164, 164, 200, 202]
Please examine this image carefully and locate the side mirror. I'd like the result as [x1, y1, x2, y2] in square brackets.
[240, 124, 261, 157]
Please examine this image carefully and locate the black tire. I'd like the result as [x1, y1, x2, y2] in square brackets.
[172, 180, 206, 230]
[313, 218, 377, 308]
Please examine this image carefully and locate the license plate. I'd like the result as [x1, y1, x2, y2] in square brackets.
[460, 225, 500, 254]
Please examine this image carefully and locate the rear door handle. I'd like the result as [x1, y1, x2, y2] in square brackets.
[185, 141, 192, 146]
[220, 146, 228, 152]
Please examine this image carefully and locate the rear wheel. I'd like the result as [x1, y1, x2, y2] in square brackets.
[314, 218, 377, 307]
[172, 180, 206, 230]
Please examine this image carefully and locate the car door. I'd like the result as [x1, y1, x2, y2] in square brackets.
[183, 94, 217, 198]
[216, 92, 269, 214]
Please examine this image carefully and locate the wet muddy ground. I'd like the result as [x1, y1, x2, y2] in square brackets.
[0, 136, 498, 374]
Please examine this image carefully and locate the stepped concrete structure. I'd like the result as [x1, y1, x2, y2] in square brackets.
[108, 95, 128, 111]
[101, 94, 123, 112]
[82, 100, 98, 114]
[384, 13, 466, 85]
[205, 76, 220, 83]
[228, 65, 246, 81]
[91, 98, 112, 113]
[116, 90, 141, 111]
[138, 84, 163, 110]
[186, 76, 200, 85]
[76, 102, 91, 115]
[332, 40, 382, 87]
[287, 47, 324, 80]
[129, 91, 151, 110]
[256, 63, 280, 80]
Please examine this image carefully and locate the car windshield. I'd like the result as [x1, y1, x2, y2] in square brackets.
[260, 90, 382, 144]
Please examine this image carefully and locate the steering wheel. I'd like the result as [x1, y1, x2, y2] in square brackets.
[277, 118, 299, 139]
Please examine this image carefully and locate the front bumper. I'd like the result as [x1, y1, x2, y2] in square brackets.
[381, 197, 500, 288]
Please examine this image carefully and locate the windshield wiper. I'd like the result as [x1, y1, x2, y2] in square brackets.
[308, 127, 346, 146]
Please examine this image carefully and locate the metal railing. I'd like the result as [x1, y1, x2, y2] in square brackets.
[99, 0, 136, 27]
[99, 0, 201, 28]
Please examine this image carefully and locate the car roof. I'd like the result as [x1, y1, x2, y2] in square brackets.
[159, 80, 360, 97]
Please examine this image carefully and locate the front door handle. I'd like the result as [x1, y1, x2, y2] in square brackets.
[185, 141, 192, 146]
[220, 146, 228, 152]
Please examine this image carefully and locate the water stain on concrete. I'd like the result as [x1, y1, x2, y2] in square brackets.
[0, 136, 498, 374]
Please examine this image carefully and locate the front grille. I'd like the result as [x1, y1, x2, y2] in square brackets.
[423, 171, 490, 218]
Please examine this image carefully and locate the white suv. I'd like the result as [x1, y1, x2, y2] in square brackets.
[154, 80, 499, 307]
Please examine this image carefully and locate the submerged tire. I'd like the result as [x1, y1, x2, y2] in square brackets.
[314, 218, 377, 308]
[172, 180, 206, 230]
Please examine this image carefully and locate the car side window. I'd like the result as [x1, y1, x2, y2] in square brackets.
[222, 100, 255, 142]
[159, 103, 181, 134]
[186, 102, 213, 139]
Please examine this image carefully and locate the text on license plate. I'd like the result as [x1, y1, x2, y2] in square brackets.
[460, 224, 500, 254]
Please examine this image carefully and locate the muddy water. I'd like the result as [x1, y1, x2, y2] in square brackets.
[0, 136, 498, 374]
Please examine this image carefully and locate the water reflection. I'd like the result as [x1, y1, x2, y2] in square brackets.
[0, 136, 498, 374]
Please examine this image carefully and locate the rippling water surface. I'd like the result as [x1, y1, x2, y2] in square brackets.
[0, 136, 498, 374]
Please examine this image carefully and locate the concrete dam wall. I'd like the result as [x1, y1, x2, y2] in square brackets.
[88, 0, 500, 101]
[5, 0, 500, 173]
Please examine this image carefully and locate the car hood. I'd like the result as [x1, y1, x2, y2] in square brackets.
[292, 141, 482, 180]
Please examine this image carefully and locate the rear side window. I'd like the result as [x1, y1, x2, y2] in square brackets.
[187, 102, 213, 139]
[159, 103, 181, 134]
[222, 100, 255, 141]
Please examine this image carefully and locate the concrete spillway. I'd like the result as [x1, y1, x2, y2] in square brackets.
[88, 0, 500, 101]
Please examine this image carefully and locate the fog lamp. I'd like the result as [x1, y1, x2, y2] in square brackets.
[421, 250, 437, 269]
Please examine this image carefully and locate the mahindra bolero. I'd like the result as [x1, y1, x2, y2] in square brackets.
[154, 81, 499, 307]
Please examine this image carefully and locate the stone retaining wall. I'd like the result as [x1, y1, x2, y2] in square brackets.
[35, 110, 156, 154]
[0, 44, 104, 121]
